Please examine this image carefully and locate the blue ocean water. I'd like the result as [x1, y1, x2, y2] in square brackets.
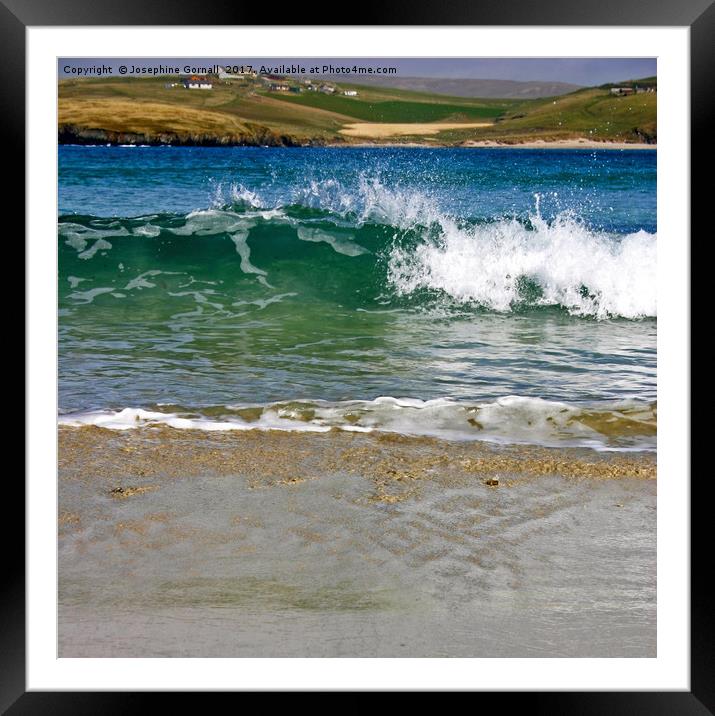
[58, 146, 657, 449]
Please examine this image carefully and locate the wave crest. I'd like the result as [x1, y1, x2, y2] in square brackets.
[387, 206, 656, 319]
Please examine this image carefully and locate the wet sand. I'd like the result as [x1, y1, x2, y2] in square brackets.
[58, 427, 656, 657]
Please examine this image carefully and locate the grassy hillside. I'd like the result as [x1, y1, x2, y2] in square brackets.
[311, 75, 581, 99]
[439, 87, 657, 144]
[58, 77, 349, 143]
[57, 75, 656, 146]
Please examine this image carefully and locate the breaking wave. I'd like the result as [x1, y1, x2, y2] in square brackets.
[59, 180, 656, 319]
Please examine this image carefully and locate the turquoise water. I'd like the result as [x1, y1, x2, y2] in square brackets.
[58, 146, 656, 449]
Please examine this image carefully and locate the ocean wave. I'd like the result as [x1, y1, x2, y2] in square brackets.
[59, 181, 655, 319]
[58, 396, 656, 451]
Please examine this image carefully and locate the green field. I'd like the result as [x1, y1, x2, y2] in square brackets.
[264, 86, 512, 123]
[57, 75, 657, 146]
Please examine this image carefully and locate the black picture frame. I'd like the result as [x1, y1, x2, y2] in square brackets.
[7, 0, 707, 710]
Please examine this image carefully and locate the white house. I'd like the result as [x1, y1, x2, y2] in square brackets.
[183, 76, 213, 90]
[609, 87, 634, 96]
[343, 90, 358, 96]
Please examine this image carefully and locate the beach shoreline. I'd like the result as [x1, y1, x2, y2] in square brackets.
[59, 426, 656, 657]
[458, 139, 656, 150]
[58, 133, 656, 150]
[331, 139, 656, 150]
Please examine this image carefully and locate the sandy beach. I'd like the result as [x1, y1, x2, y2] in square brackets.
[339, 122, 494, 138]
[336, 139, 656, 149]
[328, 137, 656, 149]
[460, 138, 656, 150]
[59, 426, 656, 657]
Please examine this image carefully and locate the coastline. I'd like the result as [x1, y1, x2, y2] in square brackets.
[58, 137, 656, 150]
[331, 139, 656, 150]
[458, 138, 657, 150]
[59, 426, 656, 657]
[58, 127, 655, 151]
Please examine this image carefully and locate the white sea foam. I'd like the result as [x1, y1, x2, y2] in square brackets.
[296, 227, 369, 256]
[58, 396, 656, 451]
[387, 208, 656, 319]
[229, 229, 267, 277]
[67, 276, 87, 288]
[123, 269, 163, 291]
[60, 223, 130, 249]
[170, 209, 250, 236]
[232, 292, 299, 310]
[78, 238, 113, 260]
[67, 286, 116, 304]
[132, 223, 161, 237]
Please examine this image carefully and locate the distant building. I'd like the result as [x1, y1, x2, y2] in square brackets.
[269, 83, 291, 91]
[343, 90, 358, 96]
[610, 87, 635, 96]
[320, 85, 335, 94]
[183, 76, 212, 90]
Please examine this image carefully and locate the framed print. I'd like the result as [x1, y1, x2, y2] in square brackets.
[8, 0, 707, 709]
